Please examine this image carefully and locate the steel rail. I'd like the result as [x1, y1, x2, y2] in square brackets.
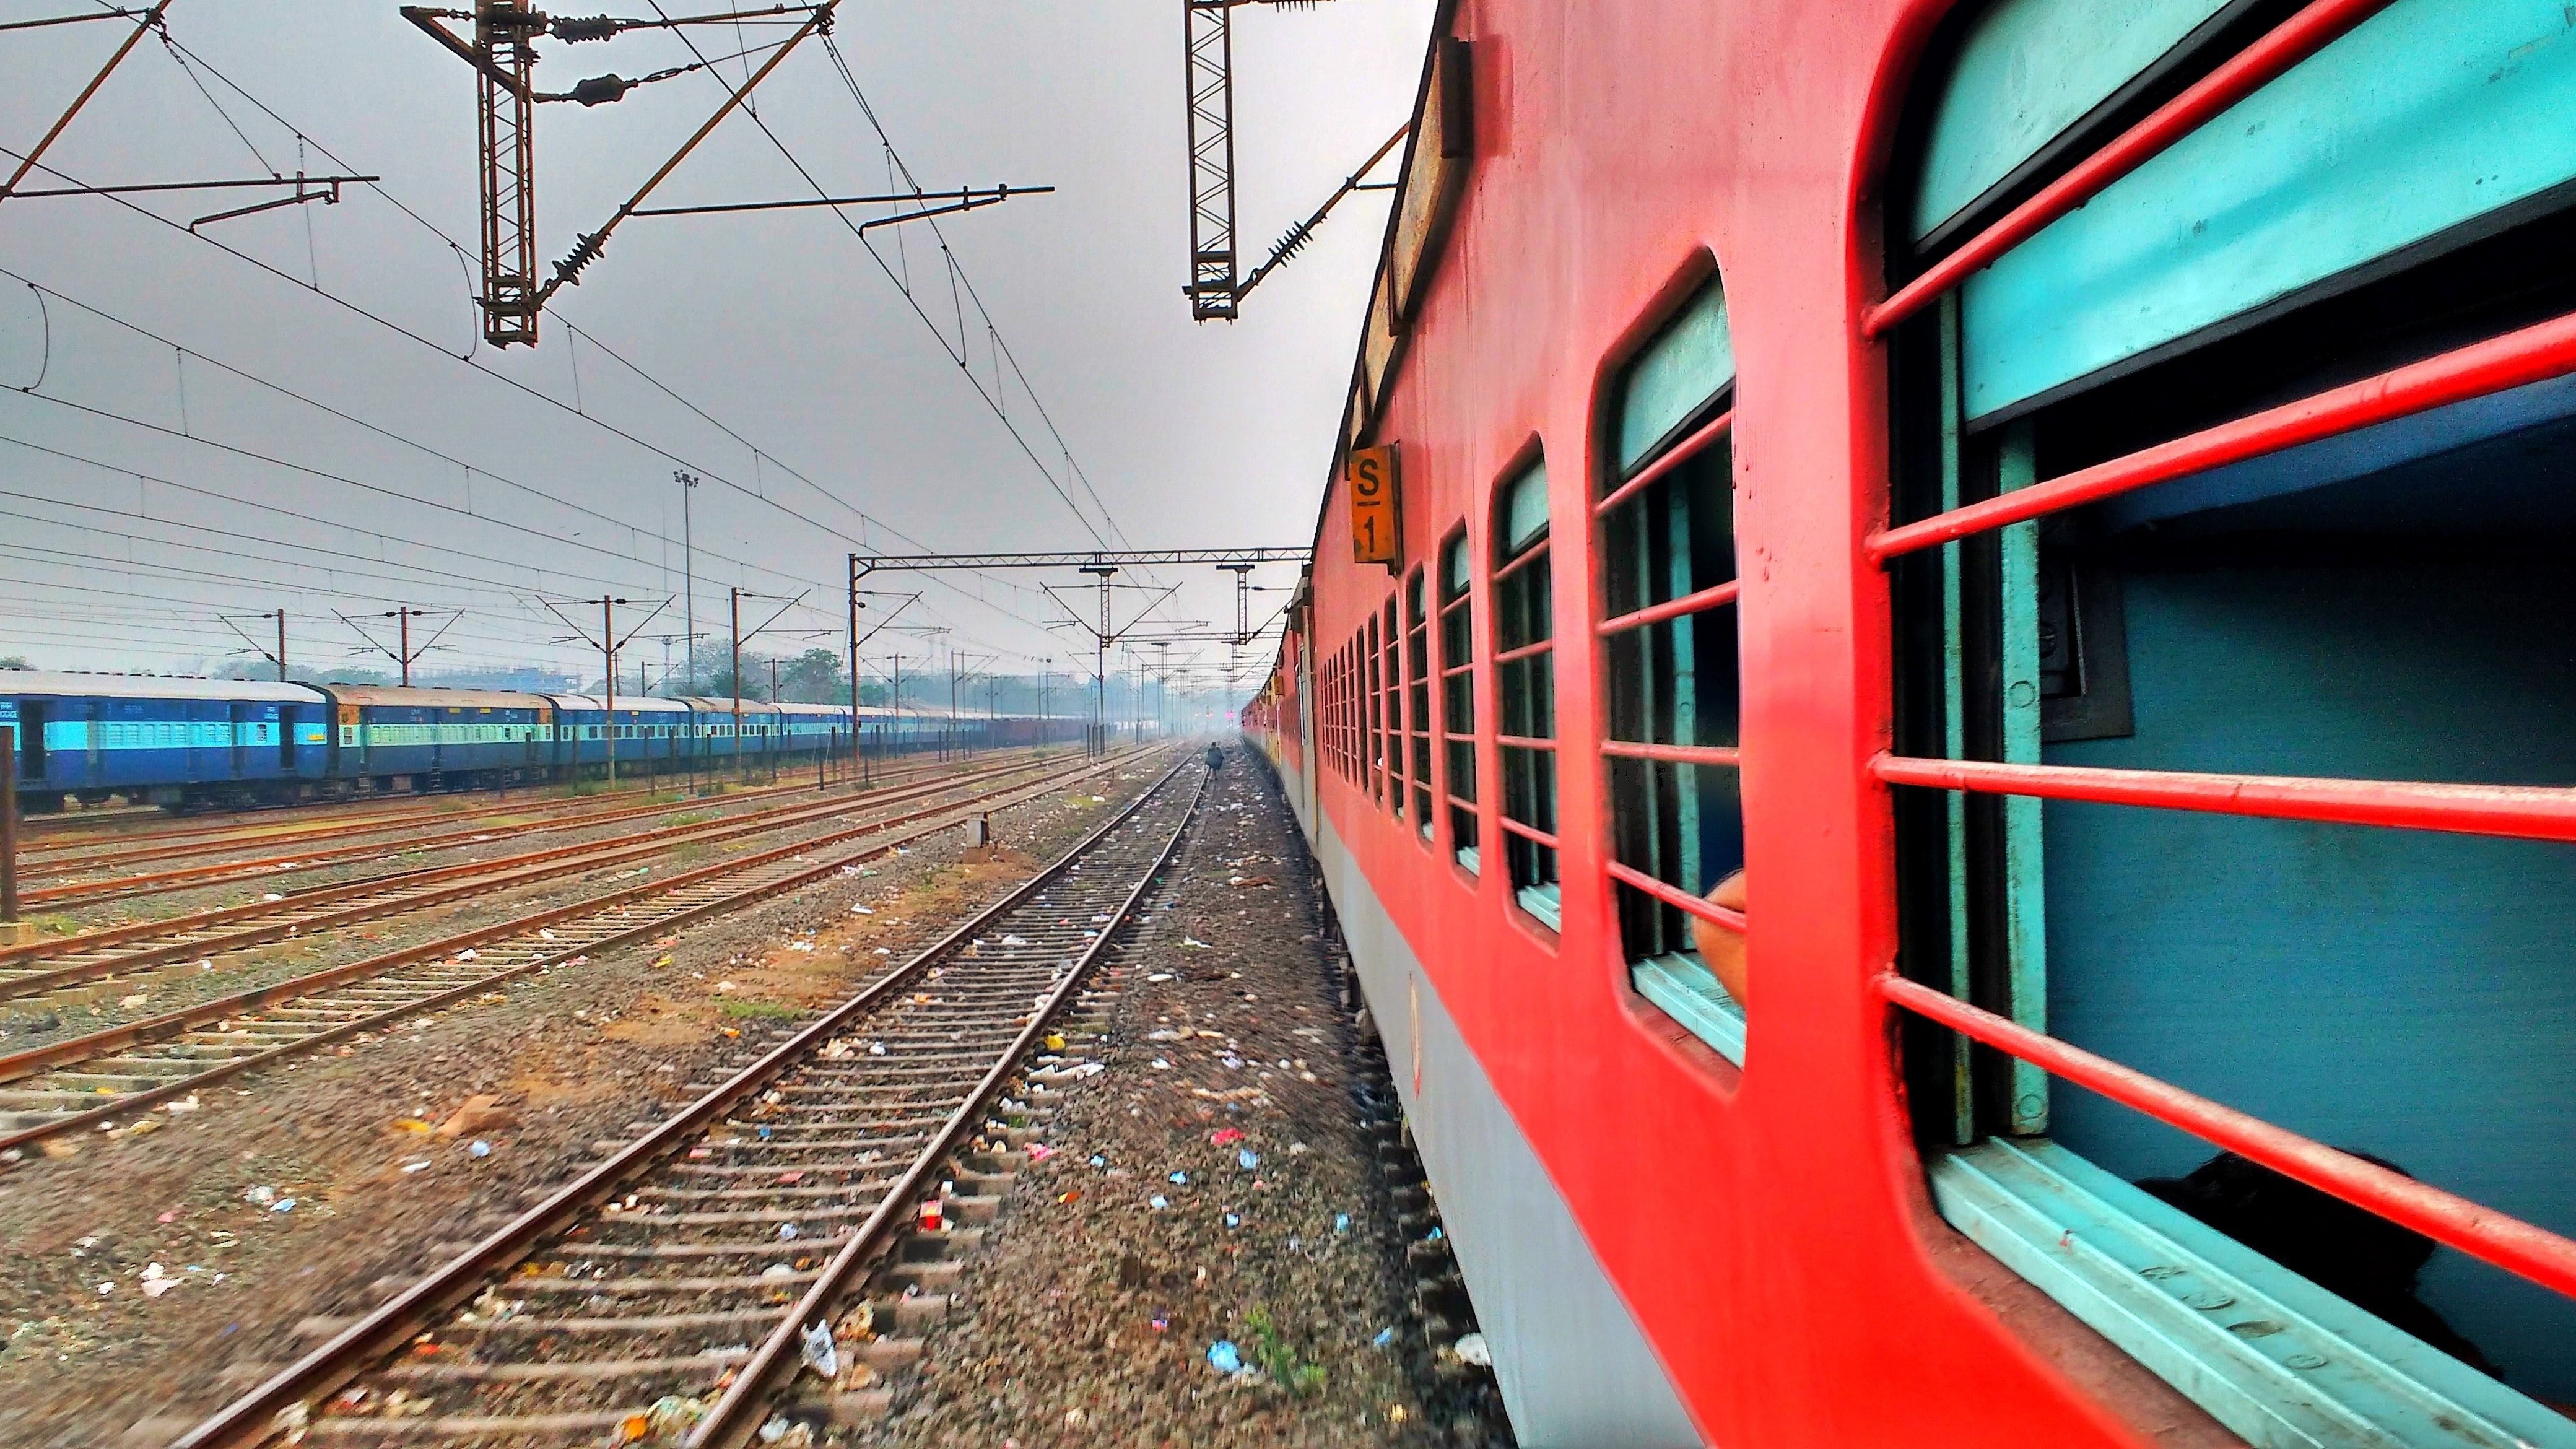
[18, 754, 978, 908]
[689, 760, 1201, 1446]
[17, 752, 967, 866]
[0, 756, 1064, 999]
[0, 750, 1151, 1156]
[165, 750, 1194, 1449]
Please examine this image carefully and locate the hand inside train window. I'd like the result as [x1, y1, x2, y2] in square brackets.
[1598, 274, 1744, 1061]
[1881, 0, 2576, 1418]
[1686, 868, 1747, 1007]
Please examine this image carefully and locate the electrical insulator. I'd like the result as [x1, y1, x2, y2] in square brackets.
[550, 14, 619, 41]
[570, 73, 635, 106]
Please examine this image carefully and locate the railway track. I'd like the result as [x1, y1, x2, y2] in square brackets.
[0, 753, 1091, 1014]
[163, 753, 1202, 1448]
[0, 749, 1160, 1157]
[17, 755, 1004, 912]
[17, 754, 984, 879]
[18, 775, 697, 850]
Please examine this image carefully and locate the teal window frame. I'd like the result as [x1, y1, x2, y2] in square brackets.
[1599, 274, 1746, 1064]
[1405, 567, 1435, 843]
[1439, 529, 1481, 876]
[1493, 459, 1559, 928]
[1885, 5, 2576, 1432]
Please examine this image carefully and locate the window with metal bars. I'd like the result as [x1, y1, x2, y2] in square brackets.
[1365, 614, 1385, 804]
[1881, 0, 2576, 1431]
[1493, 458, 1559, 929]
[1406, 568, 1434, 841]
[1597, 277, 1746, 1061]
[1382, 597, 1404, 822]
[1439, 530, 1480, 874]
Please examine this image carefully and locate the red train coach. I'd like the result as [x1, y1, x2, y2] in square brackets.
[1243, 1, 2576, 1443]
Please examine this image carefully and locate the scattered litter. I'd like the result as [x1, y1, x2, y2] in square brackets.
[538, 929, 557, 941]
[1026, 1144, 1057, 1162]
[1426, 1225, 1445, 1242]
[119, 993, 149, 1009]
[1151, 1058, 1172, 1071]
[849, 904, 874, 915]
[163, 1095, 201, 1114]
[998, 933, 1028, 946]
[262, 893, 283, 902]
[1334, 1213, 1351, 1235]
[1182, 938, 1210, 949]
[467, 1140, 492, 1159]
[799, 1318, 838, 1379]
[1455, 1331, 1493, 1367]
[1224, 1212, 1241, 1229]
[270, 1198, 296, 1214]
[1168, 1172, 1189, 1185]
[140, 1263, 181, 1299]
[760, 1263, 797, 1280]
[1373, 1326, 1396, 1348]
[1146, 973, 1175, 983]
[777, 1223, 800, 1241]
[243, 1186, 276, 1206]
[401, 1160, 432, 1174]
[1237, 1148, 1260, 1171]
[1206, 1341, 1243, 1373]
[1148, 1195, 1170, 1211]
[1211, 1128, 1243, 1146]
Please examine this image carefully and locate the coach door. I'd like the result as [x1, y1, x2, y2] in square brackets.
[230, 702, 252, 776]
[8, 702, 36, 781]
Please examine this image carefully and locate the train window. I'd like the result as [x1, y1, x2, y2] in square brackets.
[1382, 597, 1403, 820]
[1493, 458, 1558, 929]
[1439, 530, 1479, 874]
[1597, 276, 1744, 1062]
[1366, 612, 1385, 804]
[1882, 1, 2576, 1435]
[1405, 568, 1434, 842]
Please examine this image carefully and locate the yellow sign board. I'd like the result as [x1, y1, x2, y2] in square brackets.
[1347, 443, 1401, 567]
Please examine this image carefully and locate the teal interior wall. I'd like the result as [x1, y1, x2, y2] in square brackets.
[2040, 557, 2576, 1402]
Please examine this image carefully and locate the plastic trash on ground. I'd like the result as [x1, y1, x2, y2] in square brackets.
[1454, 1331, 1494, 1367]
[799, 1319, 838, 1379]
[1207, 1340, 1243, 1373]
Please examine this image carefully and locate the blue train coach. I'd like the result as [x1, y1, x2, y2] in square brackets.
[1, 671, 331, 811]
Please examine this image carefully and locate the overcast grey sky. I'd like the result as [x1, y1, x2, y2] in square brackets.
[0, 0, 1431, 696]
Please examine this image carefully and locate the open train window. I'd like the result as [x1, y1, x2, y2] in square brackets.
[1382, 596, 1403, 822]
[1439, 529, 1480, 875]
[1493, 457, 1558, 930]
[1882, 1, 2576, 1437]
[1597, 275, 1746, 1063]
[1405, 567, 1434, 842]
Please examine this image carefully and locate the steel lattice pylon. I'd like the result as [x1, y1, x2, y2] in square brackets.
[477, 1, 542, 346]
[1183, 0, 1238, 321]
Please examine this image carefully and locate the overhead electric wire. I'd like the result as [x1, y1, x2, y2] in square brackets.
[0, 139, 1062, 642]
[28, 9, 1222, 668]
[0, 431, 712, 599]
[146, 17, 1077, 617]
[0, 269, 809, 594]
